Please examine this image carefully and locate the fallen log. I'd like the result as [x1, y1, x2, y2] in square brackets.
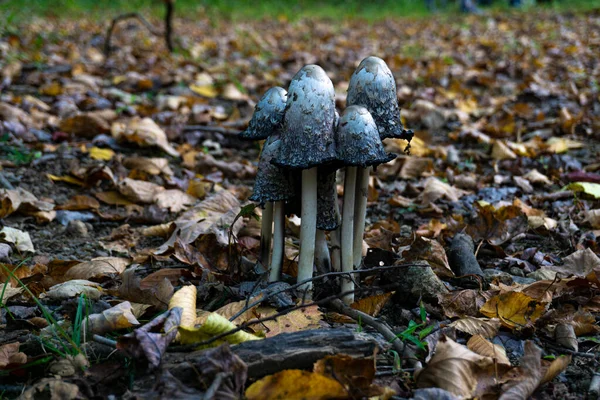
[164, 328, 386, 380]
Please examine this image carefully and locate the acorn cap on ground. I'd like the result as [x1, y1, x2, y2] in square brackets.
[317, 167, 340, 231]
[249, 135, 295, 206]
[336, 105, 396, 167]
[240, 87, 287, 141]
[347, 56, 411, 140]
[272, 65, 337, 170]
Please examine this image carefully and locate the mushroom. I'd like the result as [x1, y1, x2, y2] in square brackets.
[272, 65, 337, 296]
[249, 135, 295, 282]
[346, 56, 413, 141]
[347, 56, 413, 281]
[240, 87, 287, 140]
[336, 105, 396, 304]
[240, 87, 288, 276]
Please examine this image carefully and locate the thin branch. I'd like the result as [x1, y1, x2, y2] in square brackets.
[104, 12, 164, 56]
[228, 263, 421, 322]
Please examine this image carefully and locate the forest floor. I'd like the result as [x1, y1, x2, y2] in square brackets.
[1, 8, 600, 400]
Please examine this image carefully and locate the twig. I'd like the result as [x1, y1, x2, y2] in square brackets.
[589, 372, 600, 397]
[543, 341, 597, 359]
[0, 172, 14, 190]
[328, 299, 409, 361]
[182, 125, 242, 135]
[105, 13, 161, 56]
[530, 190, 574, 205]
[164, 0, 175, 52]
[228, 263, 420, 322]
[202, 372, 225, 400]
[93, 334, 117, 348]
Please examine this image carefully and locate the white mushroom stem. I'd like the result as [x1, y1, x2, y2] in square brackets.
[268, 201, 285, 282]
[297, 167, 318, 297]
[341, 166, 357, 304]
[314, 229, 331, 275]
[353, 166, 371, 269]
[260, 202, 273, 269]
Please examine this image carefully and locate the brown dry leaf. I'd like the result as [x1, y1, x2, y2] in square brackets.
[41, 280, 102, 301]
[438, 289, 491, 318]
[314, 354, 377, 395]
[111, 117, 179, 157]
[400, 157, 434, 179]
[540, 355, 572, 385]
[95, 191, 136, 206]
[549, 248, 600, 278]
[399, 235, 454, 278]
[419, 177, 468, 206]
[139, 268, 187, 290]
[499, 341, 543, 400]
[59, 111, 113, 139]
[467, 203, 528, 246]
[415, 336, 493, 398]
[251, 305, 322, 338]
[117, 178, 165, 204]
[168, 285, 197, 330]
[0, 188, 53, 218]
[117, 266, 174, 310]
[449, 317, 501, 338]
[245, 369, 347, 400]
[214, 297, 262, 325]
[523, 169, 551, 186]
[480, 291, 547, 329]
[123, 157, 174, 176]
[0, 342, 27, 369]
[467, 335, 511, 366]
[491, 140, 517, 160]
[19, 378, 80, 400]
[154, 189, 196, 213]
[351, 292, 394, 317]
[585, 209, 600, 228]
[47, 173, 85, 186]
[65, 257, 129, 281]
[56, 195, 100, 211]
[82, 301, 140, 337]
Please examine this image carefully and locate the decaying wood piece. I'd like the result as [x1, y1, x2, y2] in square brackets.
[165, 328, 385, 380]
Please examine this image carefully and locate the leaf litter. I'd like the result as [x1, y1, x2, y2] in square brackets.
[0, 6, 599, 400]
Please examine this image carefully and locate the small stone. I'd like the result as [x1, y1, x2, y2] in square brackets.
[483, 269, 513, 285]
[509, 267, 524, 277]
[66, 220, 89, 237]
[0, 243, 12, 261]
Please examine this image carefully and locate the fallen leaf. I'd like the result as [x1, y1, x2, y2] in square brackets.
[0, 226, 35, 253]
[65, 257, 129, 280]
[83, 301, 140, 338]
[117, 266, 174, 310]
[449, 317, 501, 338]
[245, 369, 347, 400]
[0, 342, 27, 369]
[480, 291, 547, 329]
[88, 146, 115, 161]
[564, 182, 600, 199]
[112, 117, 179, 157]
[467, 334, 510, 366]
[41, 280, 102, 300]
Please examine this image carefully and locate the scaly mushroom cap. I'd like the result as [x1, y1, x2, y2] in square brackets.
[272, 65, 337, 169]
[249, 135, 295, 206]
[317, 167, 340, 231]
[240, 87, 287, 141]
[336, 106, 396, 167]
[347, 56, 412, 141]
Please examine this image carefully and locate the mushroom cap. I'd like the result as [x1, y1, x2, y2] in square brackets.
[249, 135, 295, 206]
[272, 65, 337, 170]
[336, 105, 396, 167]
[347, 56, 409, 140]
[317, 167, 340, 231]
[240, 87, 287, 141]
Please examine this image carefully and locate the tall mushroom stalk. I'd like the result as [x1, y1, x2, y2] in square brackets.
[315, 166, 340, 274]
[272, 65, 337, 298]
[240, 87, 288, 272]
[336, 106, 396, 304]
[346, 56, 413, 269]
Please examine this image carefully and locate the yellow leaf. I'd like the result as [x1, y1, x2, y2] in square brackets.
[564, 182, 600, 199]
[479, 291, 547, 329]
[178, 313, 261, 348]
[89, 147, 115, 161]
[467, 334, 511, 366]
[46, 174, 84, 186]
[245, 370, 347, 400]
[252, 305, 322, 337]
[190, 84, 218, 98]
[168, 285, 197, 329]
[351, 292, 394, 317]
[546, 137, 583, 153]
